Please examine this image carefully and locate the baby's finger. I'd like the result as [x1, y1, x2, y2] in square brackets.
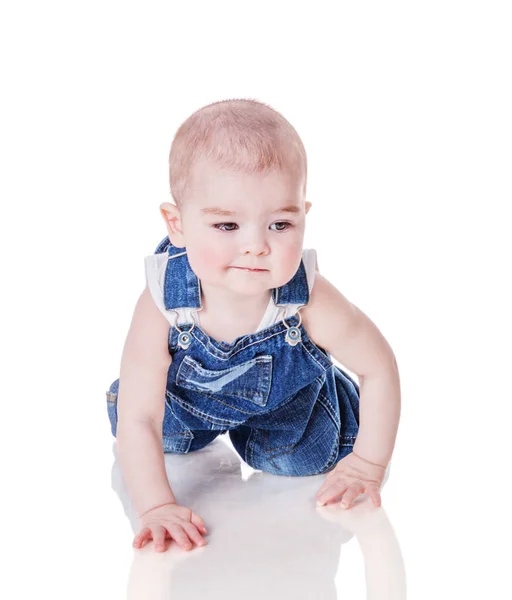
[316, 478, 349, 506]
[190, 512, 208, 534]
[340, 483, 364, 509]
[181, 521, 208, 547]
[133, 527, 151, 548]
[316, 473, 343, 497]
[366, 484, 382, 507]
[151, 525, 168, 552]
[168, 524, 194, 551]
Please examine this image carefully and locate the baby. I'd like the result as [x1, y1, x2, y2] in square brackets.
[105, 98, 401, 553]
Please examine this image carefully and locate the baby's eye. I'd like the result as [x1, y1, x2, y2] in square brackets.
[213, 222, 292, 232]
[270, 222, 291, 232]
[213, 223, 238, 231]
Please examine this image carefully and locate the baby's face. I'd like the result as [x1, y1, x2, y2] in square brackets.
[178, 157, 310, 298]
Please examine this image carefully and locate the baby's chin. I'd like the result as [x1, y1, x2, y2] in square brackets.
[197, 271, 276, 295]
[227, 266, 298, 286]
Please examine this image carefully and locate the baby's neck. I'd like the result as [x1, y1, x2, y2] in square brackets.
[199, 283, 271, 320]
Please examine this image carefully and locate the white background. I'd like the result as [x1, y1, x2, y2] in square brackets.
[1, 1, 510, 598]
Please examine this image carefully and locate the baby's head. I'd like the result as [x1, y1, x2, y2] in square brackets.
[160, 98, 311, 297]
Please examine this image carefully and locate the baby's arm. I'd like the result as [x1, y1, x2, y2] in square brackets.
[302, 273, 401, 467]
[115, 286, 176, 516]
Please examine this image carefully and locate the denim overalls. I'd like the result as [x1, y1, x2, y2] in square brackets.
[106, 237, 360, 476]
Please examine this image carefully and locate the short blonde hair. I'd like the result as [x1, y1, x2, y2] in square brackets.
[169, 98, 307, 207]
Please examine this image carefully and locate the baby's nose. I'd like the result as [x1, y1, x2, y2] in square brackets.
[242, 236, 270, 255]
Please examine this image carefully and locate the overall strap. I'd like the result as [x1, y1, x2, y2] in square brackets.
[272, 260, 309, 307]
[154, 237, 203, 310]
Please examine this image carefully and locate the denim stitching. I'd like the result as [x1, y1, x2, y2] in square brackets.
[340, 435, 357, 446]
[246, 426, 257, 465]
[167, 392, 244, 428]
[321, 443, 341, 472]
[299, 341, 329, 373]
[315, 391, 340, 429]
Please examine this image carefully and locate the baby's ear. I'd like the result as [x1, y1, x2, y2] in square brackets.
[159, 202, 186, 248]
[305, 201, 312, 214]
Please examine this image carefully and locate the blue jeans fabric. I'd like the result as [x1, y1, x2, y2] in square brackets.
[106, 237, 360, 476]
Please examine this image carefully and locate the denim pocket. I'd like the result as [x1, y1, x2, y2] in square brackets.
[176, 354, 273, 408]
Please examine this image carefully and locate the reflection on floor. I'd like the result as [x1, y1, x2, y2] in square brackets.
[110, 435, 406, 599]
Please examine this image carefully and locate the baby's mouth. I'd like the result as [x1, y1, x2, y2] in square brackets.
[231, 266, 268, 272]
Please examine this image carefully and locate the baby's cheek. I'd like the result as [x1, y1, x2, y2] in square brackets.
[281, 243, 304, 277]
[189, 243, 227, 276]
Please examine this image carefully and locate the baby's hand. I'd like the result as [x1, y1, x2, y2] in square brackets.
[316, 452, 386, 508]
[133, 502, 208, 552]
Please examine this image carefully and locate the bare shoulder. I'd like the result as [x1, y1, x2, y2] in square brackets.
[300, 273, 359, 345]
[125, 285, 173, 370]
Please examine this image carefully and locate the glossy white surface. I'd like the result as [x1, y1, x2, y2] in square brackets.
[3, 2, 511, 599]
[110, 436, 405, 600]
